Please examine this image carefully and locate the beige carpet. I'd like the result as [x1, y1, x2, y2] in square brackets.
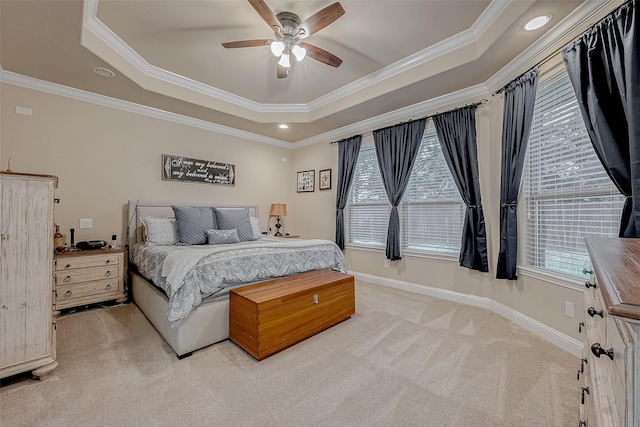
[0, 282, 579, 426]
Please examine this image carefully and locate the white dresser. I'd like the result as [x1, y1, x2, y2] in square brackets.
[581, 237, 640, 426]
[0, 172, 59, 379]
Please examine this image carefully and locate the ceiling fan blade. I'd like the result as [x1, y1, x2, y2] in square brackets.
[299, 42, 343, 68]
[295, 2, 345, 39]
[248, 0, 281, 30]
[277, 64, 289, 79]
[222, 39, 272, 48]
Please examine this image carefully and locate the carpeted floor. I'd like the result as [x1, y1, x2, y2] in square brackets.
[0, 281, 579, 426]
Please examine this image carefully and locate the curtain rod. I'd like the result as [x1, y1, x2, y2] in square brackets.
[329, 99, 487, 145]
[493, 47, 563, 96]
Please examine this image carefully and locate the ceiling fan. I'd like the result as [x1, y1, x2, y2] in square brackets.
[222, 0, 345, 79]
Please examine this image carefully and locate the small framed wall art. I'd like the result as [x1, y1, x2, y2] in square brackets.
[297, 170, 315, 192]
[319, 168, 332, 190]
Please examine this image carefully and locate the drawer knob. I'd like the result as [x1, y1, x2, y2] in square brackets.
[579, 421, 587, 427]
[313, 294, 318, 304]
[63, 276, 71, 283]
[591, 343, 614, 360]
[584, 280, 596, 289]
[65, 264, 71, 269]
[105, 284, 112, 291]
[64, 290, 72, 298]
[581, 386, 589, 404]
[105, 260, 111, 264]
[583, 269, 593, 276]
[587, 307, 603, 318]
[105, 271, 112, 278]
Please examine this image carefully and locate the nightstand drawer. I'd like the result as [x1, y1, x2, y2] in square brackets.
[55, 279, 121, 309]
[55, 253, 119, 271]
[55, 264, 121, 285]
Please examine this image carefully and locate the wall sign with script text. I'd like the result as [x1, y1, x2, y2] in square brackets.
[162, 154, 235, 185]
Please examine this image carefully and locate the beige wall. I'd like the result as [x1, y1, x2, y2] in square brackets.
[291, 84, 585, 344]
[0, 83, 295, 244]
[1, 71, 586, 346]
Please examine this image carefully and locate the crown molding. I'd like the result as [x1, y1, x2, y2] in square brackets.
[0, 69, 292, 149]
[83, 0, 510, 119]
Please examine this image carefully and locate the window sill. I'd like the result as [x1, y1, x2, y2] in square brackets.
[517, 266, 588, 292]
[344, 244, 459, 263]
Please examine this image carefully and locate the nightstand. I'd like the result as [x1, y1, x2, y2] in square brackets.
[54, 247, 126, 311]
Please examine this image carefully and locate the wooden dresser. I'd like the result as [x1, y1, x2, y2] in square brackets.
[581, 237, 640, 426]
[0, 172, 59, 380]
[54, 248, 126, 311]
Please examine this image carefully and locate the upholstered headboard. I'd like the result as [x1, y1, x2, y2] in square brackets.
[127, 200, 259, 252]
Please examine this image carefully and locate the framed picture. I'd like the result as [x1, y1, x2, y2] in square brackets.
[319, 168, 332, 190]
[297, 170, 315, 192]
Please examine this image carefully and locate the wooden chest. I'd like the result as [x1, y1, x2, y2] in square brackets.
[229, 269, 355, 360]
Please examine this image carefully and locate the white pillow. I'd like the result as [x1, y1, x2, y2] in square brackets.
[141, 216, 177, 246]
[207, 228, 240, 245]
[250, 217, 261, 239]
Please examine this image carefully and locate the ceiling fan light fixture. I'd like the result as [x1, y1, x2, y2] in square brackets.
[278, 53, 291, 68]
[291, 44, 307, 62]
[270, 40, 285, 56]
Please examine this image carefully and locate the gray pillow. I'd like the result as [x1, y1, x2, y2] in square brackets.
[171, 205, 216, 245]
[207, 229, 240, 245]
[214, 208, 255, 241]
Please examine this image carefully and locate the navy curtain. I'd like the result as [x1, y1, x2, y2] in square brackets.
[562, 0, 640, 237]
[432, 106, 488, 272]
[496, 67, 539, 280]
[373, 119, 427, 261]
[335, 135, 362, 250]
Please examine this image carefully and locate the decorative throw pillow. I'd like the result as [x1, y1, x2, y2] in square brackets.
[207, 228, 240, 245]
[214, 208, 256, 241]
[171, 205, 216, 245]
[250, 217, 261, 239]
[141, 216, 177, 246]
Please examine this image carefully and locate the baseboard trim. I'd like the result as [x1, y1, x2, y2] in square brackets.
[350, 271, 583, 358]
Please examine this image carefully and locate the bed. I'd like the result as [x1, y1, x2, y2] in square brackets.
[126, 200, 347, 357]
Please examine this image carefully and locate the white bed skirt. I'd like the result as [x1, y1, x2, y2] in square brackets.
[131, 271, 230, 357]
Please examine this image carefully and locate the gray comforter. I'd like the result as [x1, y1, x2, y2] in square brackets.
[132, 236, 347, 326]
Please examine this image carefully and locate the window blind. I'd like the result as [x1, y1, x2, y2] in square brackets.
[347, 145, 389, 246]
[402, 129, 464, 253]
[522, 71, 625, 276]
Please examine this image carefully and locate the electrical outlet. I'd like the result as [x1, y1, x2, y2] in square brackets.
[384, 259, 390, 269]
[565, 301, 575, 318]
[79, 218, 93, 229]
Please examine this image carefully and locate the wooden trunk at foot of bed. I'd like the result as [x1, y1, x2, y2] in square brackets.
[229, 270, 355, 360]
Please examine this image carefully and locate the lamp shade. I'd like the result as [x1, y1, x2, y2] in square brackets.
[269, 203, 287, 217]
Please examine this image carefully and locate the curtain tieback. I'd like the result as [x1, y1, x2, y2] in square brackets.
[501, 203, 517, 208]
[466, 204, 478, 209]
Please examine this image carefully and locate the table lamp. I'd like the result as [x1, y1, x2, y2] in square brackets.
[269, 203, 287, 236]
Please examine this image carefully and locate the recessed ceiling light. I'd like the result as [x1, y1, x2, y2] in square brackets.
[524, 15, 551, 31]
[278, 124, 289, 129]
[93, 67, 115, 78]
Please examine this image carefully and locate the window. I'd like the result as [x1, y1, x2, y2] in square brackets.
[347, 129, 463, 254]
[347, 144, 389, 246]
[401, 128, 464, 253]
[522, 71, 625, 277]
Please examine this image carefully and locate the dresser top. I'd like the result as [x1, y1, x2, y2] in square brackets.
[586, 237, 640, 321]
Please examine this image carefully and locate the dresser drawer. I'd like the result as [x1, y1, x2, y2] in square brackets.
[55, 253, 119, 271]
[56, 278, 121, 306]
[55, 264, 121, 286]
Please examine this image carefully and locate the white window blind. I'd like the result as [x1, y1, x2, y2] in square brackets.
[402, 128, 464, 253]
[347, 145, 389, 246]
[522, 71, 625, 277]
